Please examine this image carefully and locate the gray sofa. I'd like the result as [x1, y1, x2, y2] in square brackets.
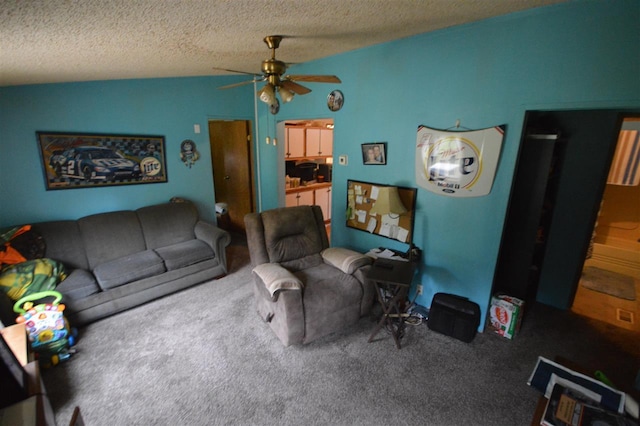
[10, 200, 230, 326]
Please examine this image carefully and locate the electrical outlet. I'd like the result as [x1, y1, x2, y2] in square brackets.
[417, 284, 423, 295]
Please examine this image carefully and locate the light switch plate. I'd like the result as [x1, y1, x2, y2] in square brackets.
[338, 155, 348, 166]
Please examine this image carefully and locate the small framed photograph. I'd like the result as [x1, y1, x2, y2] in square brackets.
[361, 142, 387, 165]
[327, 90, 344, 112]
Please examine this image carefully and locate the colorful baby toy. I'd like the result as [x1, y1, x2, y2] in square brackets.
[13, 290, 77, 367]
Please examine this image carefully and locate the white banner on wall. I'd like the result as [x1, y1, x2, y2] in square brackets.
[415, 125, 505, 197]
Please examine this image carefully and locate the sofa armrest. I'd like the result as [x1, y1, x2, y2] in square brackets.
[321, 247, 372, 275]
[194, 221, 231, 273]
[253, 263, 302, 301]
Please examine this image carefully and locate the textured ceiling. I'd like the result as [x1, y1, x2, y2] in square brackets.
[0, 0, 567, 87]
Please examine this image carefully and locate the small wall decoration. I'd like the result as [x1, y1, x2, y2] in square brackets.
[37, 131, 167, 190]
[327, 90, 344, 112]
[269, 98, 280, 115]
[180, 139, 200, 168]
[415, 125, 505, 197]
[361, 142, 387, 165]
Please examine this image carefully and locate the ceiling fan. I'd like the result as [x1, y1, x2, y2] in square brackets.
[215, 35, 341, 113]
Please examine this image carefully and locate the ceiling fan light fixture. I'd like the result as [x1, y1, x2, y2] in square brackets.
[218, 35, 341, 110]
[279, 87, 295, 103]
[258, 83, 276, 104]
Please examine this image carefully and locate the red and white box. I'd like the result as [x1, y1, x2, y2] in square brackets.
[488, 293, 525, 339]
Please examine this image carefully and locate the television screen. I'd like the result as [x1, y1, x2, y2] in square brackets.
[346, 179, 417, 244]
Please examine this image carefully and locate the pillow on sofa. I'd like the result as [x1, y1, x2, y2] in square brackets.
[154, 240, 215, 271]
[93, 250, 166, 290]
[0, 258, 67, 301]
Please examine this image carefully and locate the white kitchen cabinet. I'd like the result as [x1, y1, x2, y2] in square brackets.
[285, 126, 333, 159]
[320, 128, 333, 157]
[314, 187, 332, 221]
[306, 128, 333, 157]
[286, 127, 305, 158]
[285, 189, 314, 207]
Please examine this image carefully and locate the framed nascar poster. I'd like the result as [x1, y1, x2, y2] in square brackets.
[36, 132, 167, 190]
[415, 125, 505, 197]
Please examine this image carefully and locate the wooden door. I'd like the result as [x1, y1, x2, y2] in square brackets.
[493, 134, 559, 302]
[209, 120, 254, 232]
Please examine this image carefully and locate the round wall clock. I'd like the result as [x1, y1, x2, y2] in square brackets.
[327, 90, 344, 111]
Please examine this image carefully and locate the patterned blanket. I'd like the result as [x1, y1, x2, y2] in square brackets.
[0, 258, 67, 302]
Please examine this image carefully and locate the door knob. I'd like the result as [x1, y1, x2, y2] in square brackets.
[224, 175, 230, 180]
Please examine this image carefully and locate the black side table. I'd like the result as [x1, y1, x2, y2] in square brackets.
[367, 258, 417, 349]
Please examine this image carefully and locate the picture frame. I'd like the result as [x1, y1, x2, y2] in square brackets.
[361, 142, 387, 165]
[37, 131, 168, 190]
[327, 90, 344, 112]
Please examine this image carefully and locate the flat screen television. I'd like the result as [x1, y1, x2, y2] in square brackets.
[346, 179, 417, 245]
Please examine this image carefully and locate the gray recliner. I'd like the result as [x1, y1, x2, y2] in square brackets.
[244, 205, 374, 346]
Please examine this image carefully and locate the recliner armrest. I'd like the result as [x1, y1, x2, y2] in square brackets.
[321, 247, 372, 275]
[253, 263, 303, 299]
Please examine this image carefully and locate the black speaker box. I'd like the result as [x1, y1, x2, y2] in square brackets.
[427, 292, 480, 343]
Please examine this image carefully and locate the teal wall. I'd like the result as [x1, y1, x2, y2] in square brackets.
[255, 0, 640, 321]
[1, 1, 639, 327]
[0, 76, 253, 224]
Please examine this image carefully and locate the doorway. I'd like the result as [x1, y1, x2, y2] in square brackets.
[494, 109, 639, 312]
[279, 118, 334, 239]
[571, 116, 640, 331]
[209, 120, 255, 232]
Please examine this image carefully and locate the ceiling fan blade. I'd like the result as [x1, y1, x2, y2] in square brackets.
[286, 75, 341, 84]
[212, 66, 261, 77]
[218, 79, 258, 90]
[280, 80, 312, 95]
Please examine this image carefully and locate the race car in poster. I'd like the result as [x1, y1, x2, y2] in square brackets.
[49, 146, 141, 182]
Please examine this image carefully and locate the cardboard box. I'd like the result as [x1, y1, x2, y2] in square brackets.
[488, 293, 525, 339]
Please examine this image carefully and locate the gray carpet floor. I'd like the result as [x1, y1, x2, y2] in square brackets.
[42, 240, 640, 425]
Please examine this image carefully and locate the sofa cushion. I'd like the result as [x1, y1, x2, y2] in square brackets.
[137, 202, 198, 249]
[154, 240, 215, 271]
[93, 249, 166, 290]
[56, 269, 100, 300]
[78, 210, 146, 270]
